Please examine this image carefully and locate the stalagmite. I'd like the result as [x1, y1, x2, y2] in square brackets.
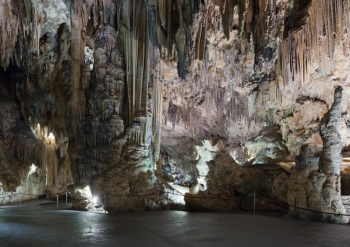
[319, 86, 348, 223]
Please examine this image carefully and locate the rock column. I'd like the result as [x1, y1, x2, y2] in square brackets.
[319, 86, 348, 223]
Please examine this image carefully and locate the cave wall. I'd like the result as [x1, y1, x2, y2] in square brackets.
[157, 0, 350, 223]
[0, 0, 166, 211]
[1, 0, 350, 222]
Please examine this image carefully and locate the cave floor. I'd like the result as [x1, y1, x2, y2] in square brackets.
[0, 204, 349, 247]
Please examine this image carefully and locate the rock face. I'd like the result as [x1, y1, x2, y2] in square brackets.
[320, 87, 343, 175]
[185, 150, 289, 211]
[288, 87, 349, 223]
[1, 0, 350, 223]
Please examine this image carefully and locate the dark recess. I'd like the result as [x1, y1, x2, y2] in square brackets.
[283, 0, 313, 40]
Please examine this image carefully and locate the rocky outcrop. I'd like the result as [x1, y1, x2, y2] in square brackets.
[185, 149, 289, 211]
[287, 87, 349, 223]
[245, 125, 289, 165]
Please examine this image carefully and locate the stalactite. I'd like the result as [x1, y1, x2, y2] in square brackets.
[0, 0, 46, 69]
[118, 0, 149, 126]
[216, 87, 225, 110]
[220, 0, 236, 40]
[282, 0, 349, 88]
[156, 0, 176, 56]
[152, 60, 163, 161]
[206, 84, 211, 124]
[195, 20, 207, 60]
[227, 90, 249, 126]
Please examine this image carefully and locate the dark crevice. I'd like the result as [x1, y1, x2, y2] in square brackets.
[283, 0, 313, 39]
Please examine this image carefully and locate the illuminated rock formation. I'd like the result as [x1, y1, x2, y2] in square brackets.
[1, 0, 350, 222]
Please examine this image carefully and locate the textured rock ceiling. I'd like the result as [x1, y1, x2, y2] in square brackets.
[1, 0, 350, 223]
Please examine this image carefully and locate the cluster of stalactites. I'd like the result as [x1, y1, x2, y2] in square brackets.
[10, 134, 46, 169]
[127, 117, 151, 146]
[117, 0, 149, 126]
[281, 0, 350, 89]
[164, 75, 262, 138]
[71, 0, 116, 29]
[226, 90, 249, 126]
[4, 126, 61, 188]
[0, 0, 45, 69]
[70, 150, 111, 183]
[0, 101, 45, 172]
[68, 0, 129, 186]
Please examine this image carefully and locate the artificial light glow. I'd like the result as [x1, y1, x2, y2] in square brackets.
[168, 183, 188, 205]
[169, 182, 189, 195]
[45, 167, 48, 186]
[165, 183, 189, 205]
[193, 140, 219, 193]
[28, 164, 36, 175]
[92, 196, 98, 204]
[230, 150, 243, 165]
[47, 132, 56, 145]
[84, 186, 93, 199]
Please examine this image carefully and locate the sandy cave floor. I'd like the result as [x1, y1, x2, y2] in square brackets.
[1, 202, 350, 246]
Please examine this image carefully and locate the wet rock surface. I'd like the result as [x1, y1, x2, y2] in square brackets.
[1, 204, 350, 246]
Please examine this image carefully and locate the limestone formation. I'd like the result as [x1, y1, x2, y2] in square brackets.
[287, 87, 349, 223]
[1, 0, 350, 224]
